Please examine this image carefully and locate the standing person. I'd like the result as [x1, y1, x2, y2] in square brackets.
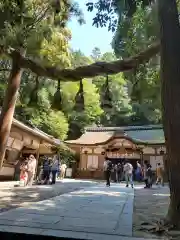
[135, 161, 142, 182]
[43, 158, 50, 184]
[14, 157, 23, 181]
[27, 155, 37, 186]
[156, 163, 164, 186]
[19, 159, 28, 186]
[121, 161, 125, 181]
[114, 164, 117, 182]
[147, 164, 153, 188]
[57, 157, 61, 179]
[123, 160, 134, 188]
[57, 162, 61, 179]
[111, 164, 116, 182]
[143, 161, 149, 188]
[60, 163, 67, 180]
[51, 155, 59, 184]
[103, 157, 112, 187]
[116, 163, 122, 183]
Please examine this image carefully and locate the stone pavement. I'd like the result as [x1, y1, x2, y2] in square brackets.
[0, 179, 98, 213]
[0, 183, 155, 240]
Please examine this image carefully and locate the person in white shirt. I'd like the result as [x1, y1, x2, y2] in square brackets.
[123, 160, 134, 188]
[27, 155, 37, 186]
[60, 163, 67, 180]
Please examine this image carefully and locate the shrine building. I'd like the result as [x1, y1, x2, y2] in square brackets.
[65, 125, 166, 179]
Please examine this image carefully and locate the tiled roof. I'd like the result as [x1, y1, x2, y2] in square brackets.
[85, 125, 162, 132]
[65, 131, 115, 145]
[12, 119, 61, 146]
[65, 125, 164, 145]
[125, 128, 164, 144]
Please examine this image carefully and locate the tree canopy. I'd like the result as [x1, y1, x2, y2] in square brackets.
[0, 0, 162, 141]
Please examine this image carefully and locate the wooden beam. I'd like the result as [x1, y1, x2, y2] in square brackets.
[2, 42, 160, 81]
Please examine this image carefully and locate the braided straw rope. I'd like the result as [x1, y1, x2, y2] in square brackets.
[3, 42, 160, 82]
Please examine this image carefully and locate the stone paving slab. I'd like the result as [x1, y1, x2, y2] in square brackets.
[0, 183, 135, 239]
[0, 179, 98, 213]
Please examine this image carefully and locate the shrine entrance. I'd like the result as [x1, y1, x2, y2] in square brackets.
[108, 157, 141, 169]
[105, 140, 142, 169]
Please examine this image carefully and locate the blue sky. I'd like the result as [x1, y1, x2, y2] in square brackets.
[68, 0, 114, 56]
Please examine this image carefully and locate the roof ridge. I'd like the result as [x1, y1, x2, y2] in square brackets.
[85, 125, 163, 132]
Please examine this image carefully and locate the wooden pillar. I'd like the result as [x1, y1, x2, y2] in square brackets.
[34, 144, 40, 179]
[0, 52, 23, 169]
[154, 147, 158, 167]
[140, 149, 144, 166]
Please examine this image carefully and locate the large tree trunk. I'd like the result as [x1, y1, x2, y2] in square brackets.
[0, 52, 23, 168]
[158, 0, 180, 227]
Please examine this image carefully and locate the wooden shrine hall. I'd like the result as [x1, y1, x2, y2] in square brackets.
[65, 125, 166, 179]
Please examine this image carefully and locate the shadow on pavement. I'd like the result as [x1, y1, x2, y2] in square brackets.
[0, 180, 98, 213]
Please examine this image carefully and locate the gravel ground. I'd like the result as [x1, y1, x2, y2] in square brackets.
[0, 179, 98, 213]
[133, 184, 173, 239]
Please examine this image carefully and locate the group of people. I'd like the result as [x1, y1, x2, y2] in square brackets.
[37, 156, 67, 185]
[103, 157, 164, 188]
[15, 154, 67, 187]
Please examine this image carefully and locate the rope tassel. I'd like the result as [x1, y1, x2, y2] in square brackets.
[28, 75, 39, 106]
[52, 79, 62, 110]
[74, 79, 85, 112]
[100, 75, 112, 109]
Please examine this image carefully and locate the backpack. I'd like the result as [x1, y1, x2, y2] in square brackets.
[107, 160, 112, 171]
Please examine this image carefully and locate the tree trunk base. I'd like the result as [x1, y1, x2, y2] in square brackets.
[139, 218, 180, 239]
[166, 200, 180, 229]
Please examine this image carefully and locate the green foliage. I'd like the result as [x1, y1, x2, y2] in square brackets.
[110, 2, 161, 124]
[0, 0, 162, 143]
[62, 77, 103, 139]
[39, 28, 72, 67]
[0, 0, 86, 141]
[113, 2, 158, 57]
[86, 1, 161, 125]
[58, 147, 76, 167]
[86, 0, 154, 31]
[91, 47, 101, 61]
[70, 50, 93, 67]
[38, 110, 69, 140]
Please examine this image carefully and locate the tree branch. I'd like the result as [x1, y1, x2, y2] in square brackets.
[2, 41, 160, 81]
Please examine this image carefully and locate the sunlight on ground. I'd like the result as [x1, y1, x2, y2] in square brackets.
[77, 190, 122, 197]
[56, 179, 95, 183]
[70, 189, 133, 197]
[153, 193, 170, 197]
[134, 186, 145, 189]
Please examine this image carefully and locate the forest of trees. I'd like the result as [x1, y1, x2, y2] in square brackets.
[0, 1, 162, 142]
[0, 0, 180, 229]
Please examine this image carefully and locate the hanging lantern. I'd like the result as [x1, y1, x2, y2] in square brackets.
[52, 79, 62, 110]
[100, 75, 112, 109]
[28, 76, 39, 106]
[74, 79, 85, 111]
